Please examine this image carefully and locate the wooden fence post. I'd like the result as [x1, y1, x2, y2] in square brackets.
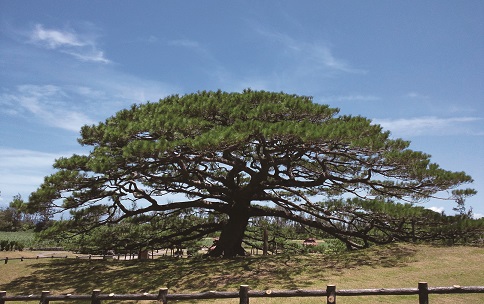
[0, 291, 6, 304]
[326, 285, 336, 304]
[157, 288, 168, 304]
[40, 291, 50, 304]
[92, 289, 101, 304]
[263, 228, 268, 255]
[239, 285, 249, 304]
[418, 282, 429, 304]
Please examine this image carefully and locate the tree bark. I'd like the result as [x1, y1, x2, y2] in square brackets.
[207, 201, 250, 258]
[263, 227, 268, 255]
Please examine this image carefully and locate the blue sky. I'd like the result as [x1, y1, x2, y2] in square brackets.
[1, 1, 483, 218]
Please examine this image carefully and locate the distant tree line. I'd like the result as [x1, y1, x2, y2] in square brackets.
[0, 193, 53, 232]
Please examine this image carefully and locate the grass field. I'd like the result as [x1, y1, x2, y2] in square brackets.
[1, 243, 483, 303]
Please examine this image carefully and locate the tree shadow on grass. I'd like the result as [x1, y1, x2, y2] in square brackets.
[1, 244, 417, 298]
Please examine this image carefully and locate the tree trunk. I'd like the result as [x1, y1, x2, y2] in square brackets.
[263, 227, 268, 255]
[207, 201, 250, 258]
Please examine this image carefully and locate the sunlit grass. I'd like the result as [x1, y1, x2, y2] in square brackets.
[1, 244, 483, 303]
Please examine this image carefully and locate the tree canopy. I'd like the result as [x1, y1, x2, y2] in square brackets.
[28, 90, 475, 257]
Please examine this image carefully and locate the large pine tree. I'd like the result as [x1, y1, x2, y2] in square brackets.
[28, 90, 473, 257]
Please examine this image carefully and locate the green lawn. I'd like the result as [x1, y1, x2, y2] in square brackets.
[1, 243, 483, 303]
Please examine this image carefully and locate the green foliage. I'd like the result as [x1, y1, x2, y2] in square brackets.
[0, 194, 31, 231]
[0, 194, 53, 233]
[0, 231, 55, 250]
[317, 197, 484, 246]
[38, 208, 224, 254]
[451, 188, 477, 218]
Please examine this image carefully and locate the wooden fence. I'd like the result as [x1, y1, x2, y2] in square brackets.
[2, 256, 68, 264]
[1, 249, 177, 263]
[2, 253, 143, 264]
[1, 283, 484, 304]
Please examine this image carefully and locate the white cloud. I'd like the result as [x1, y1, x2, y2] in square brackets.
[311, 45, 363, 74]
[30, 24, 85, 48]
[426, 206, 484, 218]
[0, 148, 66, 206]
[0, 53, 177, 131]
[28, 24, 110, 63]
[0, 148, 61, 170]
[428, 206, 445, 214]
[406, 92, 429, 99]
[0, 84, 96, 132]
[65, 49, 110, 63]
[373, 116, 482, 137]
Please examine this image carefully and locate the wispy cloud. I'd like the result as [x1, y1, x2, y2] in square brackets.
[255, 28, 366, 74]
[406, 92, 429, 99]
[0, 148, 62, 171]
[0, 148, 70, 206]
[28, 24, 110, 63]
[310, 45, 364, 74]
[319, 94, 380, 103]
[94, 73, 177, 104]
[373, 116, 483, 137]
[0, 78, 176, 130]
[65, 49, 109, 63]
[30, 24, 85, 48]
[168, 39, 201, 49]
[0, 84, 96, 131]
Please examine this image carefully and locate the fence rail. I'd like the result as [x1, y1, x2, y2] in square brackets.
[1, 251, 163, 263]
[1, 254, 142, 264]
[1, 283, 484, 304]
[2, 256, 69, 264]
